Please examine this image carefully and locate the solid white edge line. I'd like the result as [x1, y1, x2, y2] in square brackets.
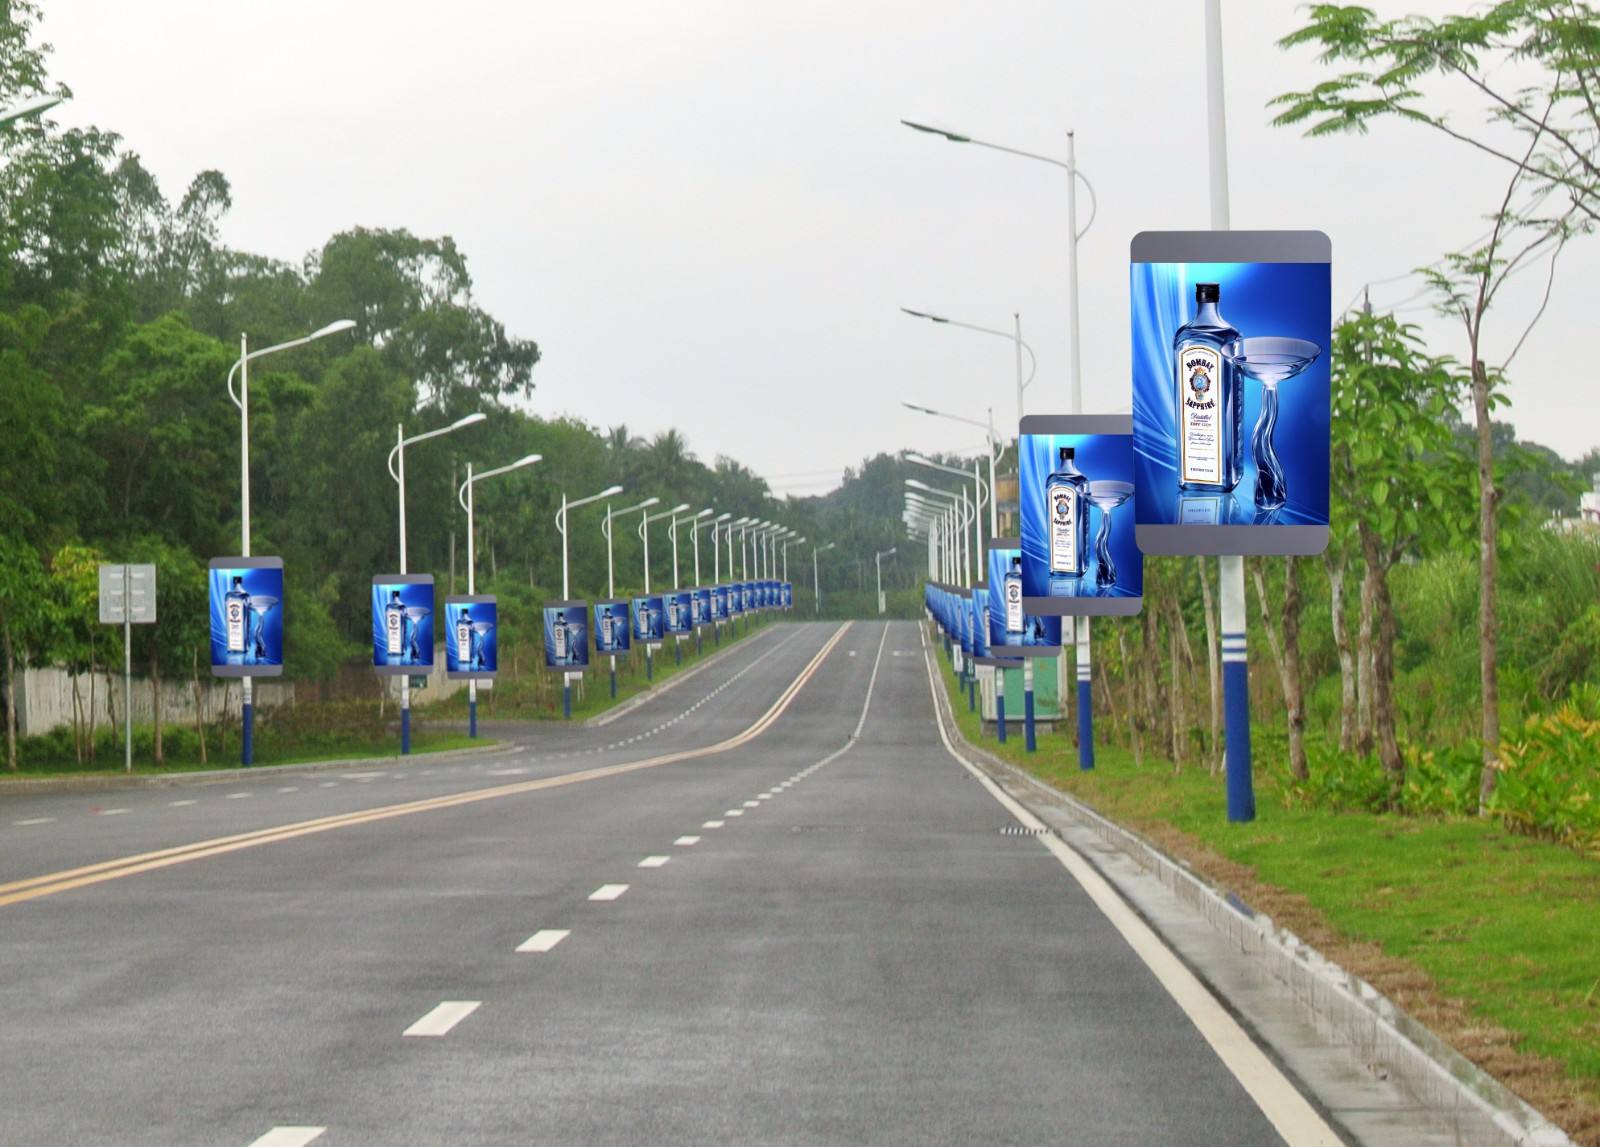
[13, 817, 55, 826]
[918, 625, 1342, 1147]
[402, 1000, 481, 1037]
[516, 929, 570, 953]
[248, 1127, 326, 1147]
[588, 883, 629, 901]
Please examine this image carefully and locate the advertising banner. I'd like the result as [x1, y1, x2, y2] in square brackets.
[711, 585, 729, 621]
[692, 587, 712, 629]
[209, 557, 284, 677]
[971, 583, 1024, 667]
[1018, 415, 1143, 616]
[737, 582, 751, 613]
[544, 601, 589, 671]
[726, 583, 743, 617]
[632, 594, 665, 644]
[444, 595, 497, 679]
[781, 582, 793, 609]
[1131, 231, 1332, 555]
[986, 541, 1063, 655]
[372, 575, 434, 675]
[665, 590, 693, 636]
[594, 599, 631, 655]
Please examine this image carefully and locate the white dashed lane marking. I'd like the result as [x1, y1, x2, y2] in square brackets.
[515, 929, 570, 953]
[674, 836, 700, 846]
[248, 1128, 326, 1147]
[402, 1000, 481, 1037]
[724, 810, 744, 817]
[277, 786, 299, 793]
[98, 808, 130, 816]
[169, 799, 197, 807]
[588, 884, 629, 902]
[12, 817, 54, 826]
[703, 820, 724, 829]
[637, 856, 670, 869]
[227, 792, 252, 800]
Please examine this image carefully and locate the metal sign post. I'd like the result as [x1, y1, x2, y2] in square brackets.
[98, 563, 157, 774]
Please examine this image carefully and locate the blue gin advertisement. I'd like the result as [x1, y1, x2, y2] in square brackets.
[781, 582, 793, 609]
[372, 575, 434, 675]
[209, 557, 284, 677]
[692, 588, 712, 628]
[726, 584, 743, 617]
[444, 595, 497, 679]
[594, 599, 631, 655]
[665, 590, 693, 635]
[632, 594, 665, 644]
[544, 601, 589, 671]
[740, 582, 754, 613]
[1018, 415, 1142, 617]
[986, 541, 1063, 654]
[1131, 231, 1331, 556]
[712, 585, 729, 621]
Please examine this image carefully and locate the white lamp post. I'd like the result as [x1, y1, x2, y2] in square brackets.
[599, 495, 659, 697]
[875, 547, 898, 615]
[553, 483, 624, 718]
[901, 307, 1036, 427]
[457, 453, 540, 736]
[907, 480, 970, 585]
[902, 400, 1003, 538]
[670, 507, 712, 590]
[907, 452, 987, 582]
[387, 412, 487, 753]
[639, 502, 689, 678]
[226, 318, 356, 765]
[812, 542, 835, 615]
[0, 93, 65, 128]
[781, 534, 805, 584]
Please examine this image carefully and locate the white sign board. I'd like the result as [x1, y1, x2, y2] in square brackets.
[98, 564, 158, 625]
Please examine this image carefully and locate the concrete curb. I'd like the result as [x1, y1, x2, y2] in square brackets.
[927, 650, 1573, 1147]
[0, 740, 513, 798]
[584, 623, 775, 729]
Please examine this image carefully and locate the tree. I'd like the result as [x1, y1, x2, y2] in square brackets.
[0, 532, 59, 770]
[1275, 0, 1600, 802]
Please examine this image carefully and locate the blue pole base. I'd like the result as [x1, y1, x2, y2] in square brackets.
[563, 683, 572, 720]
[469, 699, 477, 739]
[968, 671, 976, 711]
[647, 651, 653, 681]
[242, 702, 253, 767]
[401, 707, 411, 755]
[675, 641, 682, 666]
[996, 695, 1007, 743]
[610, 669, 617, 699]
[1224, 659, 1255, 822]
[1078, 679, 1094, 770]
[1025, 689, 1036, 753]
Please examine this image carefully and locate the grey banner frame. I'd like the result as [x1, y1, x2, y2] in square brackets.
[444, 593, 497, 681]
[209, 557, 281, 678]
[543, 598, 590, 674]
[985, 538, 1063, 657]
[1130, 230, 1332, 557]
[372, 573, 435, 677]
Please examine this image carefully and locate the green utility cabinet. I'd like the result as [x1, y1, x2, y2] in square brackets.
[978, 654, 1064, 732]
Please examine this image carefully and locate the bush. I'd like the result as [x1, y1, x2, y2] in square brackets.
[1492, 683, 1600, 858]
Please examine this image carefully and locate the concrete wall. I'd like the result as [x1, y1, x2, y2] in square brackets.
[15, 665, 295, 737]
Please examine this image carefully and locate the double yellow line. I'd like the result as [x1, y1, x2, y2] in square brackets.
[0, 622, 853, 910]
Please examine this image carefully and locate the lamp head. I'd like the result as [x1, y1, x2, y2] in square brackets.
[695, 508, 713, 519]
[900, 307, 949, 324]
[450, 412, 488, 430]
[670, 502, 690, 514]
[714, 512, 733, 522]
[601, 484, 624, 498]
[900, 119, 970, 144]
[638, 496, 661, 509]
[514, 453, 542, 468]
[311, 319, 357, 339]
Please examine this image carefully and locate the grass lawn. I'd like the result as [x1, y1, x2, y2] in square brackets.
[422, 616, 775, 723]
[934, 644, 1600, 1145]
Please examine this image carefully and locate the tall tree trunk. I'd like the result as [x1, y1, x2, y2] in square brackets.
[1196, 558, 1222, 774]
[1471, 357, 1501, 807]
[1168, 615, 1185, 773]
[150, 649, 164, 766]
[87, 655, 98, 762]
[2, 617, 17, 772]
[1357, 564, 1375, 756]
[1326, 550, 1357, 753]
[1282, 558, 1308, 782]
[191, 647, 207, 766]
[1250, 560, 1286, 684]
[1358, 527, 1405, 793]
[70, 673, 83, 764]
[1117, 625, 1143, 767]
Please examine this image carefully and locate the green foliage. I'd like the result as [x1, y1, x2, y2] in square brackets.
[1494, 685, 1600, 857]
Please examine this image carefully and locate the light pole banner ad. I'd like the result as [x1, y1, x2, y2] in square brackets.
[725, 583, 742, 617]
[741, 583, 754, 613]
[1130, 230, 1332, 556]
[665, 590, 693, 636]
[544, 601, 590, 671]
[209, 557, 284, 677]
[633, 594, 666, 644]
[985, 540, 1063, 655]
[972, 582, 1024, 668]
[594, 599, 631, 654]
[692, 587, 711, 629]
[1018, 415, 1143, 617]
[372, 575, 434, 675]
[712, 585, 729, 621]
[782, 582, 793, 609]
[444, 595, 497, 679]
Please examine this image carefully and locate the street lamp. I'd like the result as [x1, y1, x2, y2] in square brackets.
[901, 118, 1097, 415]
[457, 453, 541, 736]
[226, 318, 356, 766]
[781, 534, 805, 583]
[902, 399, 1003, 537]
[905, 494, 957, 584]
[553, 482, 623, 718]
[639, 502, 689, 679]
[670, 507, 713, 589]
[0, 93, 65, 128]
[387, 411, 487, 754]
[812, 542, 836, 615]
[710, 512, 733, 583]
[600, 495, 659, 698]
[901, 307, 1036, 427]
[907, 479, 971, 585]
[875, 547, 898, 615]
[907, 453, 986, 584]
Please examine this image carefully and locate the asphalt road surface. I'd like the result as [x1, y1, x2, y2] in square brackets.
[0, 621, 1348, 1146]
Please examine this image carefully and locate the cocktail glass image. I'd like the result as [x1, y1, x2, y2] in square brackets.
[1222, 337, 1321, 510]
[404, 606, 431, 663]
[1086, 481, 1134, 590]
[246, 595, 279, 663]
[470, 620, 495, 670]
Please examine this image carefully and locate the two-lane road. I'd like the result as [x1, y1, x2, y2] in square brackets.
[0, 621, 1337, 1145]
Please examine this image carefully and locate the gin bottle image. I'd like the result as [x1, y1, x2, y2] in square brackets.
[225, 576, 250, 660]
[456, 607, 473, 669]
[384, 590, 405, 660]
[1174, 282, 1243, 491]
[600, 607, 615, 649]
[1045, 446, 1090, 578]
[1004, 557, 1024, 635]
[553, 612, 568, 662]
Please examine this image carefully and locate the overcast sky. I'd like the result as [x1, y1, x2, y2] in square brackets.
[45, 0, 1599, 498]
